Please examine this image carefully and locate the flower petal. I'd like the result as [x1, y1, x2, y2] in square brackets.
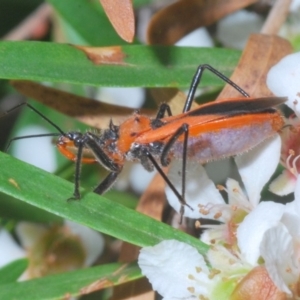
[237, 201, 285, 265]
[294, 174, 300, 213]
[129, 163, 156, 194]
[280, 212, 300, 267]
[260, 224, 296, 294]
[12, 125, 58, 172]
[266, 52, 300, 117]
[15, 222, 48, 250]
[165, 161, 224, 219]
[286, 174, 300, 216]
[65, 220, 104, 266]
[207, 244, 249, 274]
[138, 240, 211, 298]
[0, 229, 25, 267]
[216, 10, 263, 49]
[281, 212, 300, 241]
[235, 135, 281, 207]
[226, 178, 251, 209]
[269, 170, 296, 196]
[176, 28, 213, 47]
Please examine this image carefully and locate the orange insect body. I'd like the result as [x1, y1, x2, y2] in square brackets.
[57, 97, 284, 169]
[5, 64, 287, 217]
[57, 136, 96, 164]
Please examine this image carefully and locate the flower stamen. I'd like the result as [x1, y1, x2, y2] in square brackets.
[208, 268, 221, 279]
[285, 149, 300, 177]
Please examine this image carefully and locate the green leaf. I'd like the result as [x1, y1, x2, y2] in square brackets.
[0, 193, 62, 223]
[0, 262, 141, 300]
[0, 152, 208, 253]
[0, 259, 28, 284]
[0, 41, 240, 87]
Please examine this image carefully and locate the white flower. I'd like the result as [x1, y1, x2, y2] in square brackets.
[260, 223, 297, 295]
[236, 175, 300, 296]
[237, 201, 285, 265]
[166, 161, 225, 220]
[267, 52, 300, 116]
[165, 134, 281, 222]
[0, 229, 25, 267]
[290, 0, 300, 12]
[138, 240, 222, 299]
[11, 125, 58, 173]
[216, 10, 263, 49]
[238, 204, 300, 296]
[269, 120, 300, 196]
[176, 27, 214, 48]
[140, 135, 288, 298]
[0, 221, 104, 279]
[138, 239, 262, 300]
[261, 177, 300, 296]
[267, 52, 300, 196]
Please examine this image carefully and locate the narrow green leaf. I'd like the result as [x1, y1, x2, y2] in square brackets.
[0, 262, 141, 300]
[0, 152, 208, 253]
[0, 193, 62, 223]
[0, 41, 240, 87]
[0, 259, 28, 284]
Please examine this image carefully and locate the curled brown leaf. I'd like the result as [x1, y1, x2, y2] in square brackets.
[147, 0, 258, 45]
[10, 80, 154, 129]
[99, 0, 135, 43]
[217, 34, 293, 99]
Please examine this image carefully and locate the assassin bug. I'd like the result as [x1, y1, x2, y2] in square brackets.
[3, 65, 286, 220]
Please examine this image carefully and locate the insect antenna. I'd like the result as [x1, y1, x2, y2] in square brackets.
[5, 133, 62, 152]
[1, 102, 66, 151]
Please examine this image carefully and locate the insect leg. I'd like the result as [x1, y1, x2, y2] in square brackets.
[145, 149, 192, 222]
[183, 64, 250, 113]
[151, 103, 173, 129]
[161, 124, 189, 167]
[67, 132, 122, 200]
[68, 139, 85, 200]
[82, 133, 122, 195]
[155, 103, 172, 119]
[93, 171, 121, 195]
[160, 123, 190, 221]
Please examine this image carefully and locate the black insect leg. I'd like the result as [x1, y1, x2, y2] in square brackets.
[159, 123, 190, 222]
[161, 123, 189, 208]
[83, 132, 122, 195]
[151, 103, 173, 129]
[161, 124, 189, 167]
[93, 171, 121, 195]
[183, 64, 250, 113]
[84, 133, 121, 173]
[155, 103, 172, 119]
[68, 140, 85, 200]
[68, 132, 122, 200]
[145, 150, 192, 223]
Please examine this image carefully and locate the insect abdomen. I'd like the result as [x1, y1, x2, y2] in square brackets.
[171, 111, 283, 163]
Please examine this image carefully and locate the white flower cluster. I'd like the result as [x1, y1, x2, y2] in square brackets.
[0, 220, 104, 279]
[138, 52, 300, 299]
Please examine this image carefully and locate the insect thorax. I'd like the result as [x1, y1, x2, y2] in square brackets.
[126, 141, 165, 172]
